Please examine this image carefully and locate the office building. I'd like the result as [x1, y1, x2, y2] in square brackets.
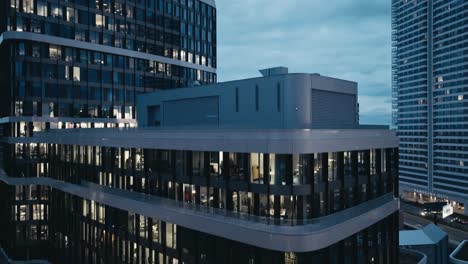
[392, 0, 468, 214]
[0, 0, 216, 261]
[0, 69, 401, 263]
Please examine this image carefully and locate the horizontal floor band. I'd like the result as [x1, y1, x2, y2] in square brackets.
[0, 31, 216, 74]
[7, 128, 399, 154]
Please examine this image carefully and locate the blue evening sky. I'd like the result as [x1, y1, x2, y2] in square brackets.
[215, 0, 392, 125]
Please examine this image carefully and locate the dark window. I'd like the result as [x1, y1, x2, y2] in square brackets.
[88, 69, 99, 83]
[78, 10, 89, 25]
[277, 82, 281, 112]
[235, 87, 239, 112]
[102, 71, 112, 84]
[255, 85, 259, 111]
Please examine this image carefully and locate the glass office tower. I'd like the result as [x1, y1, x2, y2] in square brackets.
[392, 0, 468, 214]
[0, 0, 216, 125]
[0, 0, 217, 260]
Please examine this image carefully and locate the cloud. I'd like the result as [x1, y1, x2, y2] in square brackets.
[216, 0, 392, 125]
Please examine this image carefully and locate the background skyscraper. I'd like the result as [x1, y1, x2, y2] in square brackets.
[392, 0, 468, 214]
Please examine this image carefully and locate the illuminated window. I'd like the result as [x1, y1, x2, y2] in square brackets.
[98, 205, 105, 224]
[166, 64, 171, 76]
[73, 67, 80, 81]
[11, 0, 18, 8]
[50, 3, 62, 18]
[49, 45, 61, 60]
[95, 14, 104, 28]
[37, 1, 47, 16]
[19, 205, 28, 221]
[65, 7, 76, 22]
[188, 52, 193, 63]
[166, 223, 177, 249]
[32, 204, 44, 220]
[157, 63, 165, 73]
[23, 0, 34, 13]
[139, 216, 147, 239]
[458, 95, 464, 101]
[180, 50, 186, 61]
[64, 66, 70, 80]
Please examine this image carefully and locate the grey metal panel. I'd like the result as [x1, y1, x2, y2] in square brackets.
[137, 73, 358, 129]
[9, 128, 399, 154]
[311, 89, 356, 126]
[0, 31, 216, 73]
[162, 96, 219, 127]
[0, 170, 399, 252]
[147, 106, 161, 127]
[310, 74, 357, 95]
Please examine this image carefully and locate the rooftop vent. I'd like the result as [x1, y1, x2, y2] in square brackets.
[259, 67, 289, 77]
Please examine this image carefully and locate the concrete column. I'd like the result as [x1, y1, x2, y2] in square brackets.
[464, 202, 468, 216]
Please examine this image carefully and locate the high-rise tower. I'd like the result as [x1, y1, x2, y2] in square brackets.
[0, 0, 217, 259]
[393, 0, 468, 214]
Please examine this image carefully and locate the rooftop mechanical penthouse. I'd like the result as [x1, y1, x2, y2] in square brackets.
[0, 68, 400, 263]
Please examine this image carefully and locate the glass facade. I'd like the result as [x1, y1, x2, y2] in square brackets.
[432, 0, 468, 197]
[2, 0, 216, 122]
[392, 0, 430, 187]
[0, 144, 399, 263]
[6, 0, 216, 68]
[0, 183, 399, 264]
[7, 146, 399, 221]
[0, 0, 217, 261]
[393, 0, 468, 202]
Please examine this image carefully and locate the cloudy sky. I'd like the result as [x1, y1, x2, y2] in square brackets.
[215, 0, 392, 125]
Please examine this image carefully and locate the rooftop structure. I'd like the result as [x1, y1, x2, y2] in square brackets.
[450, 240, 468, 264]
[400, 248, 428, 264]
[138, 69, 360, 129]
[400, 224, 448, 264]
